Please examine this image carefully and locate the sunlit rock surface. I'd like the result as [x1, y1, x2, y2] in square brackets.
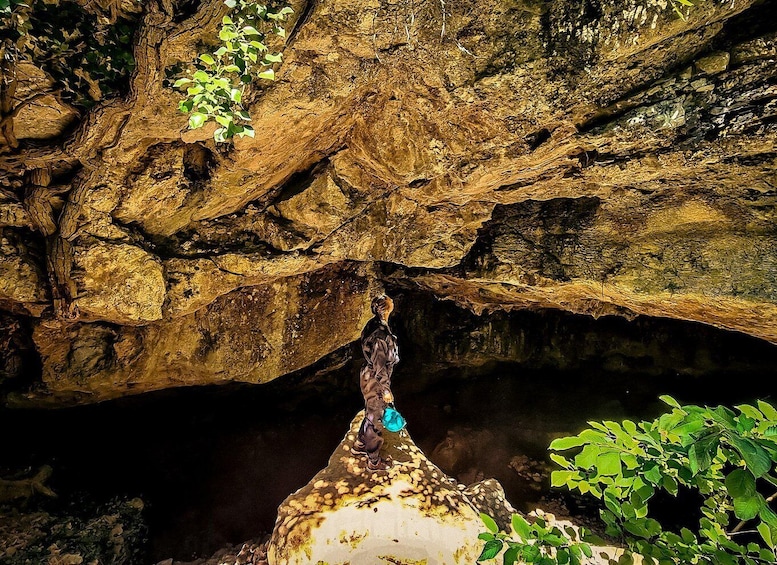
[10, 263, 377, 405]
[267, 412, 516, 565]
[2, 0, 777, 403]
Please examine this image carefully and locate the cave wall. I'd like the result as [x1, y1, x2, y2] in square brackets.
[1, 0, 776, 404]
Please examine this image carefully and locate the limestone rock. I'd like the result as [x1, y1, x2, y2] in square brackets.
[694, 51, 730, 75]
[8, 64, 79, 142]
[267, 412, 516, 565]
[2, 0, 777, 404]
[18, 263, 377, 404]
[72, 242, 165, 324]
[164, 252, 326, 317]
[0, 229, 48, 316]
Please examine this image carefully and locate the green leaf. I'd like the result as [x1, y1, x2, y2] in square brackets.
[713, 406, 738, 427]
[737, 415, 757, 434]
[263, 52, 282, 63]
[758, 522, 774, 548]
[173, 77, 192, 88]
[243, 25, 261, 36]
[597, 451, 622, 476]
[215, 114, 233, 127]
[689, 435, 717, 475]
[603, 491, 622, 517]
[511, 514, 531, 540]
[760, 505, 777, 527]
[222, 15, 234, 25]
[737, 404, 764, 420]
[549, 453, 570, 469]
[213, 127, 228, 143]
[726, 469, 757, 498]
[193, 70, 210, 82]
[478, 539, 503, 561]
[257, 68, 275, 80]
[229, 88, 242, 103]
[188, 112, 207, 129]
[623, 420, 638, 435]
[733, 495, 762, 521]
[574, 444, 598, 469]
[621, 453, 639, 470]
[503, 546, 520, 565]
[199, 53, 216, 66]
[659, 395, 681, 408]
[480, 512, 499, 534]
[478, 532, 495, 541]
[219, 27, 238, 41]
[758, 400, 777, 421]
[727, 435, 773, 477]
[662, 475, 678, 496]
[549, 436, 587, 451]
[642, 462, 662, 485]
[551, 470, 577, 487]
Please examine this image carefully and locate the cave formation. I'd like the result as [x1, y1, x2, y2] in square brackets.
[1, 0, 776, 405]
[1, 0, 777, 562]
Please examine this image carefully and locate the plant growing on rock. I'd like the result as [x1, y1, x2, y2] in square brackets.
[669, 0, 701, 20]
[478, 397, 777, 564]
[173, 0, 292, 143]
[0, 0, 139, 148]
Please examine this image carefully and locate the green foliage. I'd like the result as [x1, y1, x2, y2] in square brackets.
[477, 511, 594, 565]
[0, 0, 138, 107]
[173, 0, 292, 143]
[669, 0, 702, 20]
[478, 397, 777, 564]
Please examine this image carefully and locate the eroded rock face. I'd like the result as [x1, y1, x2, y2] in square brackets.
[1, 0, 776, 403]
[72, 242, 166, 324]
[15, 263, 377, 405]
[267, 411, 516, 565]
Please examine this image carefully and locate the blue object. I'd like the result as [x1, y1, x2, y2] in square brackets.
[383, 405, 406, 432]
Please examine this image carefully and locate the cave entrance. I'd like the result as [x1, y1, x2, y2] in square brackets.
[2, 292, 776, 562]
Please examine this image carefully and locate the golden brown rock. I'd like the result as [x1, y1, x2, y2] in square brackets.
[1, 0, 776, 403]
[17, 263, 377, 404]
[72, 242, 166, 324]
[267, 411, 516, 565]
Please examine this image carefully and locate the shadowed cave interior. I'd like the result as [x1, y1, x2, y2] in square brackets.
[1, 290, 776, 562]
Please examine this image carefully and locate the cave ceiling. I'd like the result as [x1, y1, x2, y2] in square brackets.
[1, 0, 776, 404]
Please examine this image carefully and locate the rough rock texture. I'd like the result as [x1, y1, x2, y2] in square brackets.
[1, 0, 776, 403]
[12, 262, 378, 405]
[155, 538, 270, 565]
[267, 411, 516, 565]
[0, 496, 147, 565]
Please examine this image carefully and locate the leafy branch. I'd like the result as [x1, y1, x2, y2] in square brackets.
[478, 512, 594, 565]
[173, 0, 292, 143]
[1, 0, 138, 148]
[478, 397, 777, 564]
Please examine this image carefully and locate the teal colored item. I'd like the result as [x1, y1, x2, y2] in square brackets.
[383, 405, 406, 432]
